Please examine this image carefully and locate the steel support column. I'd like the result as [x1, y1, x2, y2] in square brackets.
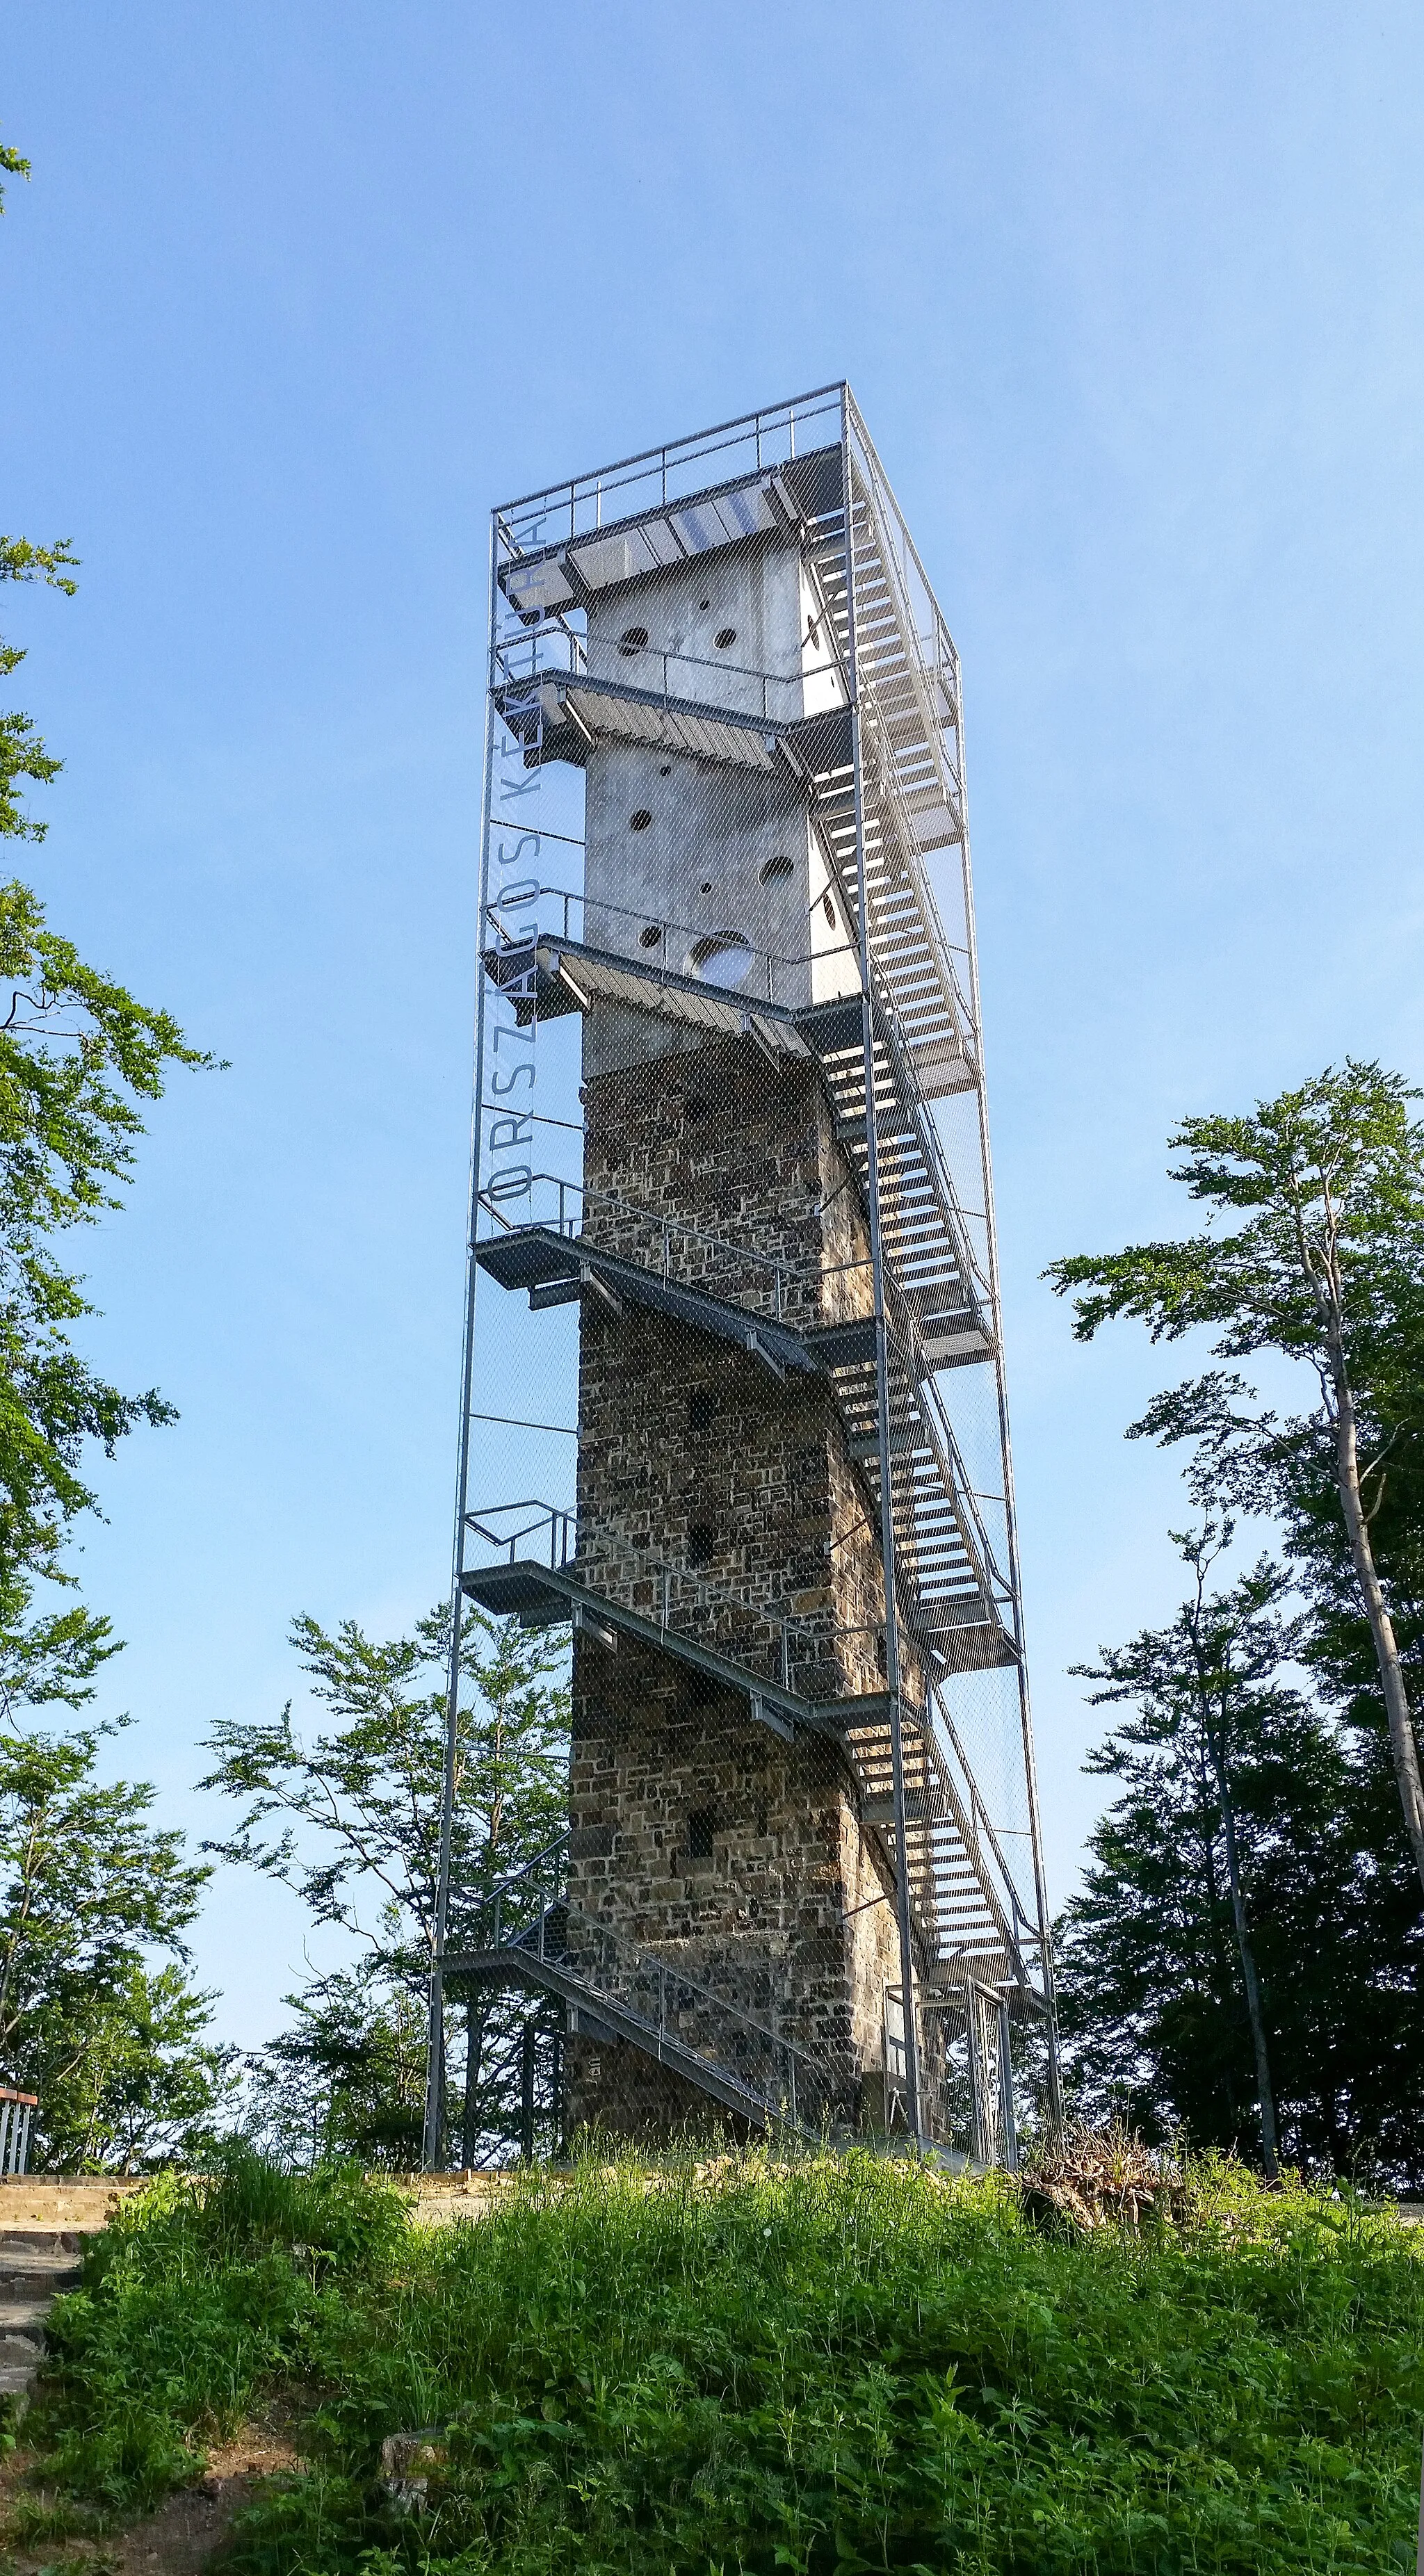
[841, 391, 923, 2147]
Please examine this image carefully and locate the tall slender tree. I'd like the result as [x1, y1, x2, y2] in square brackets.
[1046, 1065, 1424, 1892]
[1055, 1549, 1415, 2176]
[1065, 1536, 1300, 2174]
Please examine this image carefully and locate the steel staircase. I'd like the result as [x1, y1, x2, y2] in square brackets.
[461, 1513, 1022, 2009]
[445, 1837, 852, 2139]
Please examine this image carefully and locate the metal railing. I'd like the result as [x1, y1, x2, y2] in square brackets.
[494, 626, 850, 729]
[464, 1497, 576, 1571]
[0, 2087, 37, 2177]
[494, 381, 846, 555]
[459, 1501, 1035, 2001]
[483, 879, 862, 1017]
[462, 1498, 851, 1703]
[468, 1831, 857, 2136]
[471, 1165, 1010, 1645]
[478, 1169, 815, 1322]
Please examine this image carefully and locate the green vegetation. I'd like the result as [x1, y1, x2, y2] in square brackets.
[0, 1717, 228, 2167]
[13, 2144, 1423, 2573]
[0, 550, 213, 1607]
[1049, 1067, 1424, 2180]
[0, 125, 225, 2161]
[1046, 1062, 1424, 1893]
[204, 1605, 568, 2169]
[1054, 1530, 1420, 2185]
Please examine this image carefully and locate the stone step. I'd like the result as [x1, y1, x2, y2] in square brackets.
[0, 2296, 50, 2331]
[0, 2223, 90, 2413]
[0, 2263, 81, 2294]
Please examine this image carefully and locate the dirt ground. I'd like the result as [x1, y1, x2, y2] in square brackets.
[0, 2412, 307, 2575]
[0, 2167, 524, 2570]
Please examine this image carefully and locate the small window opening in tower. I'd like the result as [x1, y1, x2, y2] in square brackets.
[714, 626, 737, 650]
[619, 624, 649, 656]
[629, 808, 653, 832]
[639, 925, 663, 948]
[761, 853, 794, 885]
[688, 1521, 715, 1566]
[686, 1808, 715, 1861]
[688, 1388, 718, 1432]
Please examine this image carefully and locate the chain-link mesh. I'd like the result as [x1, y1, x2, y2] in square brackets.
[437, 387, 1056, 2169]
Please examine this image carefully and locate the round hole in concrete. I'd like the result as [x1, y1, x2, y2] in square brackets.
[699, 597, 711, 610]
[629, 808, 654, 832]
[659, 763, 672, 777]
[639, 925, 663, 948]
[699, 878, 715, 895]
[761, 853, 794, 885]
[619, 624, 649, 656]
[714, 626, 737, 650]
[685, 931, 755, 991]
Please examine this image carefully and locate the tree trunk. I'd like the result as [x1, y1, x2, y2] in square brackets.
[1333, 1367, 1424, 1896]
[1203, 1727, 1279, 2179]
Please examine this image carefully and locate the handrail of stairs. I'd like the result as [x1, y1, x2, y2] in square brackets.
[0, 2087, 38, 2178]
[450, 1832, 859, 2139]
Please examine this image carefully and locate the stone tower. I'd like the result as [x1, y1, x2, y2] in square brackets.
[447, 389, 1058, 2160]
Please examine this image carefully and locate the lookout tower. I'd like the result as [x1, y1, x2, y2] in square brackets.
[434, 387, 1056, 2160]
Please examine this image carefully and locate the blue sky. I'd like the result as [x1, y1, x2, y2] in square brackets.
[3, 3, 1422, 2051]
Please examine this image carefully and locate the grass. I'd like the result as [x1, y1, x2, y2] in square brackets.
[7, 2141, 1423, 2573]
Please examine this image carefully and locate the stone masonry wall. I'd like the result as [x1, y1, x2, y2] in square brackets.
[565, 1009, 925, 2137]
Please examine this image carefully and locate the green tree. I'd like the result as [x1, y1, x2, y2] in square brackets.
[0, 745, 213, 1605]
[1097, 1369, 1424, 2182]
[1069, 1533, 1292, 2176]
[0, 127, 222, 2161]
[1047, 1064, 1424, 1892]
[1055, 1553, 1422, 2180]
[0, 1710, 227, 2169]
[0, 138, 211, 1614]
[0, 531, 75, 844]
[202, 1603, 569, 2167]
[241, 1959, 430, 2171]
[40, 1957, 232, 2173]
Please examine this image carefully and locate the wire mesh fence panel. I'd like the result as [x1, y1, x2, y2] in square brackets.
[432, 387, 1058, 2169]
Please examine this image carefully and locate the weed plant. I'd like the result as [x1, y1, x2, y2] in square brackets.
[15, 2141, 1424, 2573]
